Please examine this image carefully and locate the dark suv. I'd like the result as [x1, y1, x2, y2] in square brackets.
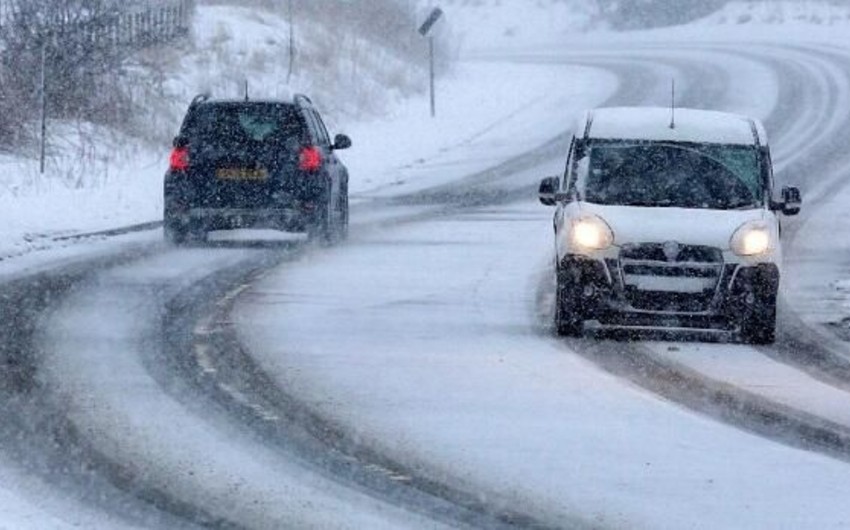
[164, 93, 352, 244]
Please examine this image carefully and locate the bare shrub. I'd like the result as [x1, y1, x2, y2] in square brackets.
[0, 0, 194, 150]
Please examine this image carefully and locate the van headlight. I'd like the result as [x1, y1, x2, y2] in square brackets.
[570, 215, 614, 252]
[731, 222, 772, 256]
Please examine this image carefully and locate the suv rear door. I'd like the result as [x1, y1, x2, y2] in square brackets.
[183, 102, 309, 209]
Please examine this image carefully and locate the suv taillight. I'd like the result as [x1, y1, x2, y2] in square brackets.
[170, 147, 189, 172]
[299, 146, 322, 172]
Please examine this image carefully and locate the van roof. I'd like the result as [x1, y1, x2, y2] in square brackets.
[582, 107, 766, 146]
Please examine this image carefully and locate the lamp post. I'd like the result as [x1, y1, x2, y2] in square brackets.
[418, 7, 443, 118]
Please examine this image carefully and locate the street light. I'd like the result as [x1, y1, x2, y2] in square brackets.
[418, 7, 443, 118]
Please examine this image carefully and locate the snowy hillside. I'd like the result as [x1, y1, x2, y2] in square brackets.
[132, 3, 427, 144]
[438, 0, 600, 50]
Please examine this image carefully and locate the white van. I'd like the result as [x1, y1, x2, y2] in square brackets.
[539, 107, 801, 344]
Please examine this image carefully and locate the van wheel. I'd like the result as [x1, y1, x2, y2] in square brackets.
[308, 199, 334, 245]
[740, 293, 777, 345]
[164, 220, 188, 246]
[555, 266, 583, 337]
[338, 184, 349, 241]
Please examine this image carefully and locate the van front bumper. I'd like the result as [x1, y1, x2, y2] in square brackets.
[558, 255, 779, 332]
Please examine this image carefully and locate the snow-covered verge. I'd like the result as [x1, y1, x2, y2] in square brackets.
[0, 139, 164, 260]
[785, 178, 850, 338]
[698, 1, 850, 26]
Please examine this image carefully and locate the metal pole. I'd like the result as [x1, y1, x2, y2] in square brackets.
[286, 0, 294, 84]
[429, 36, 435, 118]
[40, 41, 47, 174]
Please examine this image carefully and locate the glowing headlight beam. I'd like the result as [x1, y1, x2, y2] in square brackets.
[731, 222, 772, 256]
[570, 217, 614, 251]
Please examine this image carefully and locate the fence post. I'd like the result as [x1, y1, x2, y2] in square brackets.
[287, 0, 294, 83]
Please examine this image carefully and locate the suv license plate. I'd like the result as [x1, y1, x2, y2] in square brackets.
[216, 168, 269, 181]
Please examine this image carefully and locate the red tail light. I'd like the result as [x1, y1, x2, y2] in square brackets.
[299, 146, 322, 172]
[170, 147, 189, 171]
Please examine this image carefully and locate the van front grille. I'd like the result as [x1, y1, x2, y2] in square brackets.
[618, 243, 725, 313]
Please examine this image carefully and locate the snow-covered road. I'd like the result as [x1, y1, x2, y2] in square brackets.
[8, 31, 850, 530]
[232, 42, 850, 529]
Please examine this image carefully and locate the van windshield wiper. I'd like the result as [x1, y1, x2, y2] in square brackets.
[618, 200, 678, 207]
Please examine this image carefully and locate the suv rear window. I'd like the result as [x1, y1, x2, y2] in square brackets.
[184, 102, 307, 151]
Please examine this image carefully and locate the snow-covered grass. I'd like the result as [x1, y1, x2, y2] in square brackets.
[0, 125, 163, 260]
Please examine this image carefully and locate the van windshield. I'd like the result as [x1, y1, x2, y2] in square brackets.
[577, 142, 765, 210]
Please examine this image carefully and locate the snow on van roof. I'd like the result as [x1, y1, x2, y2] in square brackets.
[585, 107, 766, 146]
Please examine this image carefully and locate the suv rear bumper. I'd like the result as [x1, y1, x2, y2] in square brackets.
[169, 208, 310, 232]
[559, 255, 779, 332]
[164, 172, 328, 233]
[166, 207, 314, 232]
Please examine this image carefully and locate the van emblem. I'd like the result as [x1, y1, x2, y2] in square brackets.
[662, 241, 681, 262]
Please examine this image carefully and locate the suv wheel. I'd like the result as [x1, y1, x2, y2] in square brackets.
[164, 219, 188, 245]
[555, 266, 584, 337]
[308, 197, 334, 245]
[740, 292, 777, 345]
[338, 183, 349, 241]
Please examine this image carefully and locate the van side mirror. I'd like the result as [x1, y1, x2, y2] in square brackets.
[333, 134, 352, 150]
[538, 176, 559, 206]
[173, 135, 189, 148]
[781, 186, 802, 216]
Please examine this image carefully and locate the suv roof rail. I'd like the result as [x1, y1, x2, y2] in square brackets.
[190, 92, 212, 107]
[293, 93, 313, 107]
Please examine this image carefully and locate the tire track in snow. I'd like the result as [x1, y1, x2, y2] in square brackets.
[0, 242, 218, 530]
